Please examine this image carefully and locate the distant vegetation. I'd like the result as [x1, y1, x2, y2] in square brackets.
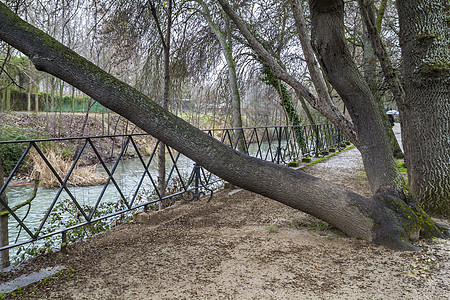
[0, 124, 49, 175]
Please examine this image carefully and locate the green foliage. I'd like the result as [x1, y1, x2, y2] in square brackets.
[267, 225, 278, 233]
[0, 125, 48, 175]
[259, 62, 307, 153]
[0, 124, 50, 175]
[395, 158, 408, 182]
[308, 220, 330, 231]
[0, 126, 28, 175]
[14, 198, 131, 264]
[395, 158, 407, 173]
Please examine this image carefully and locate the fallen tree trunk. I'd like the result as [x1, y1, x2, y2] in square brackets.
[0, 2, 446, 250]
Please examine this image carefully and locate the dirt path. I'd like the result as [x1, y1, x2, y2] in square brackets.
[2, 137, 449, 299]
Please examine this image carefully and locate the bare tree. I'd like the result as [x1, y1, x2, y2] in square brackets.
[193, 0, 245, 151]
[1, 2, 447, 250]
[149, 0, 174, 208]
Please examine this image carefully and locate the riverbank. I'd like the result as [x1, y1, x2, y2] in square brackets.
[1, 135, 449, 299]
[1, 112, 157, 187]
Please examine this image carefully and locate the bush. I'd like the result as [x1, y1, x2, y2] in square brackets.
[0, 125, 29, 175]
[0, 125, 48, 176]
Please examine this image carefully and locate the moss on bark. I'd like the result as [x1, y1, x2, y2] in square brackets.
[370, 191, 447, 250]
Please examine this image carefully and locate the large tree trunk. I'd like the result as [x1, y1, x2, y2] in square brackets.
[0, 2, 446, 250]
[308, 0, 402, 194]
[360, 16, 404, 159]
[396, 0, 450, 217]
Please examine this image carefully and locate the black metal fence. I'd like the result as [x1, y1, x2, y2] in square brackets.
[0, 124, 348, 260]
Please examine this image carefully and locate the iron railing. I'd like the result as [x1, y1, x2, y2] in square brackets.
[0, 124, 349, 256]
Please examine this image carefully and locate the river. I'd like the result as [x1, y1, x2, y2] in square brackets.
[3, 139, 299, 262]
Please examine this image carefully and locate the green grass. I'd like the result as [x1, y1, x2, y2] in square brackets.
[303, 144, 355, 167]
[395, 158, 408, 180]
[267, 225, 279, 233]
[395, 158, 407, 172]
[308, 220, 330, 231]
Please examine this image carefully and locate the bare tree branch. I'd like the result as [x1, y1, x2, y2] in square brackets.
[217, 0, 357, 144]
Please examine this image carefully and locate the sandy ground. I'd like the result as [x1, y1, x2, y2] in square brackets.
[1, 131, 449, 299]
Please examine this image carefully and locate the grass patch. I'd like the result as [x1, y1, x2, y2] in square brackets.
[303, 144, 355, 167]
[307, 219, 345, 238]
[267, 225, 278, 233]
[395, 158, 408, 180]
[308, 220, 330, 231]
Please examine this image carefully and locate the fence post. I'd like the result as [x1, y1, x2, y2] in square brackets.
[0, 156, 10, 268]
[337, 128, 341, 148]
[276, 127, 282, 164]
[61, 231, 67, 254]
[315, 125, 320, 157]
[194, 163, 200, 200]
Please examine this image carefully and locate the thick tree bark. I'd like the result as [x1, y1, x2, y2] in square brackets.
[308, 0, 403, 194]
[0, 2, 446, 249]
[396, 0, 450, 217]
[359, 0, 450, 214]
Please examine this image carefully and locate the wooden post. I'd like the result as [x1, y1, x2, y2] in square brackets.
[0, 156, 10, 268]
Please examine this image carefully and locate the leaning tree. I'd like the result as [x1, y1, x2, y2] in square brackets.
[217, 0, 449, 216]
[0, 1, 447, 250]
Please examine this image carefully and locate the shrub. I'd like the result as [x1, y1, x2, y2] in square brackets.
[0, 125, 30, 175]
[0, 125, 48, 175]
